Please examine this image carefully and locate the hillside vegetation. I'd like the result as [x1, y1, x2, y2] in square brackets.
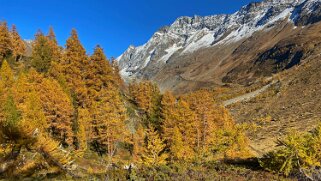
[0, 21, 253, 180]
[0, 20, 320, 180]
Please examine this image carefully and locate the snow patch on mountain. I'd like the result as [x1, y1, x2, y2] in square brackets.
[159, 44, 182, 63]
[182, 30, 216, 54]
[220, 7, 294, 45]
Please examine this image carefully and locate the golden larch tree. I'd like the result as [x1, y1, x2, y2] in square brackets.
[111, 59, 125, 89]
[129, 81, 155, 114]
[170, 126, 185, 160]
[13, 70, 74, 146]
[174, 99, 197, 159]
[0, 21, 13, 60]
[60, 29, 88, 107]
[129, 81, 161, 128]
[86, 45, 114, 103]
[86, 45, 128, 159]
[183, 90, 250, 160]
[140, 126, 168, 166]
[132, 124, 145, 163]
[160, 91, 177, 143]
[10, 24, 26, 62]
[47, 27, 61, 63]
[91, 86, 128, 159]
[27, 70, 74, 146]
[183, 90, 218, 154]
[75, 108, 91, 157]
[0, 60, 14, 89]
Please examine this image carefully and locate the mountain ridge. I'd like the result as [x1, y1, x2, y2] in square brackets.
[117, 0, 321, 93]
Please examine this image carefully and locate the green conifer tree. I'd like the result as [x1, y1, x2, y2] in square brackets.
[31, 31, 53, 72]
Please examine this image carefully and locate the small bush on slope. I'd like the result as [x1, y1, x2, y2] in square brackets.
[260, 123, 321, 179]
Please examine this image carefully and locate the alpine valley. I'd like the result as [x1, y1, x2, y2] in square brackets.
[117, 0, 321, 162]
[1, 0, 321, 180]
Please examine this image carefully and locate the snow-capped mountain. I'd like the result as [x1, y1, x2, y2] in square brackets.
[117, 0, 321, 92]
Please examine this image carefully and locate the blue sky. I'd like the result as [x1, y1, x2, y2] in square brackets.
[1, 0, 256, 58]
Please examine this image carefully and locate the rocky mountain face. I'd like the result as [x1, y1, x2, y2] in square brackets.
[117, 0, 321, 94]
[24, 40, 33, 57]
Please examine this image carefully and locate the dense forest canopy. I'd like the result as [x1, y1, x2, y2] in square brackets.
[0, 21, 251, 179]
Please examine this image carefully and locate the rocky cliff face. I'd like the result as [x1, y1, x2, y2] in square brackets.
[117, 0, 321, 93]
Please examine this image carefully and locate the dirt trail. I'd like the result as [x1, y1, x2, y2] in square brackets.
[223, 81, 276, 107]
